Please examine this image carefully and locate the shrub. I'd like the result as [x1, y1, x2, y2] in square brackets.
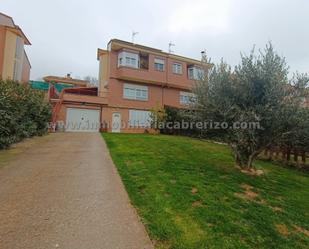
[0, 79, 51, 149]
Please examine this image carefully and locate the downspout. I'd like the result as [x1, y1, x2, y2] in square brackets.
[100, 105, 103, 132]
[162, 54, 169, 107]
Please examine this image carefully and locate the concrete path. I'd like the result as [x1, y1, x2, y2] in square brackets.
[0, 133, 153, 249]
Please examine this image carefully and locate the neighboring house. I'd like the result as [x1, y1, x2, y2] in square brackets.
[0, 12, 31, 83]
[52, 39, 209, 132]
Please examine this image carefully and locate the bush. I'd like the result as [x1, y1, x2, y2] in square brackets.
[0, 79, 51, 149]
[158, 106, 202, 137]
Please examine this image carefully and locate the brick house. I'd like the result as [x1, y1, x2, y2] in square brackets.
[53, 39, 210, 132]
[0, 12, 31, 83]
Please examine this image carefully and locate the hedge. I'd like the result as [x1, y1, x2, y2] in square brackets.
[0, 79, 51, 149]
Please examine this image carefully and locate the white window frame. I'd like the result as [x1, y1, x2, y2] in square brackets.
[123, 83, 148, 101]
[154, 58, 165, 72]
[129, 110, 151, 128]
[173, 63, 183, 74]
[188, 66, 204, 80]
[180, 91, 197, 105]
[118, 51, 139, 68]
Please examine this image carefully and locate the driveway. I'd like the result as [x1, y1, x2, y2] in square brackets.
[0, 133, 153, 249]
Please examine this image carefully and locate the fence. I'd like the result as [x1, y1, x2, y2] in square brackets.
[263, 146, 308, 169]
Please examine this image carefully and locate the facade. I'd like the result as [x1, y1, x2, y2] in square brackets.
[53, 39, 209, 133]
[0, 12, 31, 83]
[97, 39, 208, 133]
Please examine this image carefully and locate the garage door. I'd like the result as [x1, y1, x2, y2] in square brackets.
[66, 108, 100, 132]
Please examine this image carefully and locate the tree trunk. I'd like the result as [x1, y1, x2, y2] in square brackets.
[294, 150, 298, 163]
[282, 149, 286, 161]
[275, 148, 279, 159]
[268, 149, 273, 160]
[234, 149, 262, 170]
[286, 148, 291, 162]
[301, 151, 306, 164]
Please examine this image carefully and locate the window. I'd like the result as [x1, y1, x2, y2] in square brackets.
[129, 110, 151, 127]
[123, 83, 148, 101]
[173, 63, 183, 74]
[180, 91, 197, 105]
[125, 56, 136, 66]
[188, 67, 194, 79]
[140, 53, 149, 69]
[118, 51, 139, 68]
[13, 36, 24, 81]
[188, 66, 204, 80]
[154, 58, 165, 71]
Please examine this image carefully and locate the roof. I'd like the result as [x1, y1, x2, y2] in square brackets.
[0, 12, 31, 45]
[43, 76, 89, 87]
[0, 12, 14, 27]
[104, 38, 205, 65]
[97, 48, 108, 60]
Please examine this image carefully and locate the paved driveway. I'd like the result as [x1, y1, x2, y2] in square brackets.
[0, 133, 153, 249]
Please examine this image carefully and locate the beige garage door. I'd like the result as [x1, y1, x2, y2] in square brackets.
[66, 108, 100, 132]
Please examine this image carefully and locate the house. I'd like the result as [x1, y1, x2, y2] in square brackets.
[0, 12, 31, 83]
[53, 39, 209, 132]
[97, 39, 209, 133]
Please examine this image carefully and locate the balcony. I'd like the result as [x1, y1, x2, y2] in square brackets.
[63, 93, 107, 105]
[62, 87, 108, 105]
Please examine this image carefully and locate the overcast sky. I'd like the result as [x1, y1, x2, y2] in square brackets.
[1, 0, 308, 80]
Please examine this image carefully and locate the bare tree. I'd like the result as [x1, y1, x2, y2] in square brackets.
[84, 76, 98, 87]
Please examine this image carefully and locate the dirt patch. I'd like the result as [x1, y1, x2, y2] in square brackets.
[293, 225, 309, 237]
[154, 240, 171, 249]
[191, 187, 198, 194]
[271, 206, 283, 212]
[234, 184, 263, 202]
[192, 201, 203, 207]
[275, 224, 289, 236]
[241, 184, 253, 190]
[237, 184, 267, 204]
[240, 169, 264, 176]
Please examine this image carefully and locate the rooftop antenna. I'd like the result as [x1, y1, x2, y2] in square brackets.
[201, 49, 206, 61]
[168, 42, 175, 53]
[132, 31, 139, 44]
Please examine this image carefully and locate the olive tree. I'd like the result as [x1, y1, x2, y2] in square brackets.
[193, 43, 308, 170]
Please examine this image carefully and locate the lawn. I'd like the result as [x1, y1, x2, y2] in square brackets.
[102, 134, 309, 249]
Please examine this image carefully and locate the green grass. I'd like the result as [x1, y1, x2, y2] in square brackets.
[102, 133, 309, 249]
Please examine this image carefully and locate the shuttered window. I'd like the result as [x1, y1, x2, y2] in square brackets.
[123, 83, 148, 101]
[129, 110, 151, 127]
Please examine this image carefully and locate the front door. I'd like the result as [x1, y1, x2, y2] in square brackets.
[112, 112, 121, 133]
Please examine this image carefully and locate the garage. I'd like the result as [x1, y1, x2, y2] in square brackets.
[66, 108, 100, 132]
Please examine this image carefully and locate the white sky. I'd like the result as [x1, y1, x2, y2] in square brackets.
[1, 0, 308, 80]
